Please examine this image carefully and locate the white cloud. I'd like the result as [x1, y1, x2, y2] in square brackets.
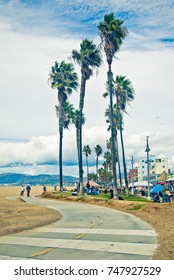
[0, 126, 109, 168]
[0, 127, 174, 176]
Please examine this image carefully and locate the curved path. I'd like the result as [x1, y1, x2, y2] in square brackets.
[0, 196, 157, 260]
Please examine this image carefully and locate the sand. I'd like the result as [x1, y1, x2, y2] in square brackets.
[0, 186, 62, 236]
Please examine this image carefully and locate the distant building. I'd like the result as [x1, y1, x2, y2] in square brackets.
[129, 168, 138, 183]
[138, 155, 156, 181]
[152, 158, 168, 175]
[137, 156, 169, 182]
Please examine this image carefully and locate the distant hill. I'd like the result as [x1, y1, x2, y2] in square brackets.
[0, 173, 78, 185]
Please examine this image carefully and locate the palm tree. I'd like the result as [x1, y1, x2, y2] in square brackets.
[94, 144, 103, 182]
[83, 145, 91, 180]
[72, 109, 85, 167]
[71, 39, 102, 195]
[49, 61, 78, 191]
[98, 167, 112, 185]
[98, 13, 127, 199]
[113, 75, 135, 193]
[105, 107, 122, 188]
[55, 101, 75, 130]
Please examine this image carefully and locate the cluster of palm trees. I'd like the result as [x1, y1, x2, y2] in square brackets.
[49, 13, 134, 198]
[83, 144, 103, 182]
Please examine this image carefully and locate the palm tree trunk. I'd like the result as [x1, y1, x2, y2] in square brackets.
[108, 69, 118, 199]
[115, 134, 122, 189]
[86, 155, 89, 180]
[58, 96, 64, 192]
[76, 127, 80, 165]
[79, 76, 86, 195]
[120, 120, 129, 195]
[96, 156, 98, 182]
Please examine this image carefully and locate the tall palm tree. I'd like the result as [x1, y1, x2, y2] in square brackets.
[55, 101, 75, 130]
[94, 144, 103, 182]
[98, 13, 127, 199]
[71, 39, 102, 195]
[113, 75, 135, 193]
[49, 61, 78, 191]
[105, 106, 122, 188]
[72, 109, 85, 167]
[83, 145, 91, 180]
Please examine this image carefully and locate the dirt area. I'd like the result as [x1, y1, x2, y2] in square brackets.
[0, 186, 174, 260]
[0, 186, 62, 236]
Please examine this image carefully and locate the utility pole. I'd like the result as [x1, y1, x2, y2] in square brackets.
[145, 136, 151, 197]
[131, 156, 134, 194]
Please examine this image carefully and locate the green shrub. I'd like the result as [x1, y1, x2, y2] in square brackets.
[127, 204, 145, 210]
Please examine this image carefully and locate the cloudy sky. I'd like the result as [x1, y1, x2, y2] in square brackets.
[0, 0, 174, 177]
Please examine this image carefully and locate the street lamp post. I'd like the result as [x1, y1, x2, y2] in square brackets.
[131, 156, 134, 194]
[145, 136, 151, 197]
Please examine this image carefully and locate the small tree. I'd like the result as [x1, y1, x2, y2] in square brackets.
[83, 145, 92, 180]
[94, 144, 103, 182]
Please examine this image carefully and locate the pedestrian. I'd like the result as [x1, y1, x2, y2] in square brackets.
[43, 185, 47, 192]
[109, 188, 114, 199]
[20, 185, 25, 196]
[26, 185, 31, 197]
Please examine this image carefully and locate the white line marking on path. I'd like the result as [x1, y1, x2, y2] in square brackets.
[33, 227, 156, 236]
[0, 236, 157, 256]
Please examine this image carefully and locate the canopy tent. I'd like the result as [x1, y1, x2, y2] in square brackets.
[84, 180, 100, 187]
[133, 181, 153, 187]
[150, 184, 163, 194]
[166, 177, 174, 182]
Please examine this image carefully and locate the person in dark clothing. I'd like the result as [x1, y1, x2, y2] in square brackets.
[26, 185, 31, 197]
[109, 188, 113, 199]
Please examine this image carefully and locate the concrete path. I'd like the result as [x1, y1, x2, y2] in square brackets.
[0, 196, 158, 260]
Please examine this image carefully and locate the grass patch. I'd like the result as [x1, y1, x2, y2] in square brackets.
[42, 191, 150, 203]
[120, 194, 150, 202]
[127, 204, 145, 210]
[74, 196, 86, 201]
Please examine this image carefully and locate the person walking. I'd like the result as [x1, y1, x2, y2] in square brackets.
[26, 185, 31, 197]
[20, 186, 25, 196]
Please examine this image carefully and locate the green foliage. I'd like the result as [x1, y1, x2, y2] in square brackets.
[98, 167, 112, 184]
[88, 172, 98, 181]
[49, 60, 78, 94]
[94, 145, 103, 157]
[127, 204, 145, 210]
[75, 196, 85, 201]
[98, 13, 127, 65]
[72, 39, 102, 80]
[83, 145, 91, 157]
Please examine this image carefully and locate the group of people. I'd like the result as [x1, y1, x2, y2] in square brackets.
[152, 183, 174, 203]
[20, 185, 31, 197]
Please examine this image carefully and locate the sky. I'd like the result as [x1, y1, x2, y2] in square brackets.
[0, 0, 174, 177]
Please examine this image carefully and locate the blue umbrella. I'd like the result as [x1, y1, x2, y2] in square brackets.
[150, 184, 163, 194]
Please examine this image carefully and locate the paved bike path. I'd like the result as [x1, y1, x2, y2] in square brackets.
[0, 196, 158, 260]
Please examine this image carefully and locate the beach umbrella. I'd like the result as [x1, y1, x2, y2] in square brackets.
[134, 181, 153, 187]
[150, 184, 163, 194]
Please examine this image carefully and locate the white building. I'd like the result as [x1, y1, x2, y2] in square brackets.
[152, 158, 168, 175]
[138, 155, 156, 181]
[138, 156, 169, 181]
